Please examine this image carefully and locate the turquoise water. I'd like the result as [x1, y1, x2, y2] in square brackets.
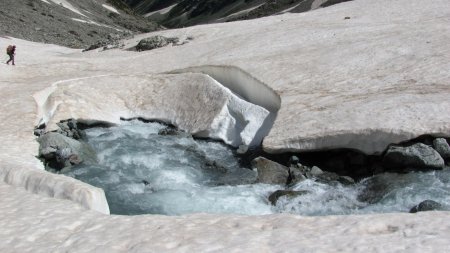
[63, 121, 450, 216]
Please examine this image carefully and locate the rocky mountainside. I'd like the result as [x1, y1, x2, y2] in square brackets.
[124, 0, 352, 28]
[0, 0, 160, 48]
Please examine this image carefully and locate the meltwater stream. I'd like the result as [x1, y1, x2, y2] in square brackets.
[63, 121, 450, 216]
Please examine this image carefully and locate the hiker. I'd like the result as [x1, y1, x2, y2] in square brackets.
[6, 45, 16, 65]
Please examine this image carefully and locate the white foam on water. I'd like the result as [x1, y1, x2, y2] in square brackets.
[62, 121, 450, 216]
[275, 179, 365, 216]
[65, 121, 273, 215]
[358, 171, 450, 214]
[275, 171, 450, 216]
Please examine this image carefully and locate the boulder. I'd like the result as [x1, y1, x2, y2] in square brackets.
[38, 132, 96, 170]
[236, 144, 248, 155]
[433, 138, 450, 160]
[252, 157, 289, 185]
[158, 127, 180, 136]
[135, 36, 179, 51]
[268, 190, 309, 205]
[383, 143, 445, 169]
[56, 119, 82, 139]
[338, 176, 355, 185]
[288, 155, 300, 166]
[357, 176, 390, 204]
[409, 200, 443, 213]
[315, 171, 341, 184]
[287, 166, 307, 185]
[314, 171, 355, 185]
[310, 166, 323, 176]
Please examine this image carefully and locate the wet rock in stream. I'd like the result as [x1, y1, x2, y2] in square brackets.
[38, 132, 96, 171]
[383, 143, 445, 170]
[268, 190, 309, 206]
[252, 157, 290, 185]
[409, 200, 444, 213]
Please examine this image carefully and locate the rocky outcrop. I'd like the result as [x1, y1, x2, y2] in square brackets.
[357, 176, 390, 204]
[433, 138, 450, 161]
[0, 0, 159, 48]
[131, 0, 354, 28]
[83, 34, 125, 52]
[383, 143, 445, 170]
[268, 190, 308, 205]
[158, 125, 181, 136]
[56, 119, 83, 139]
[135, 35, 179, 51]
[288, 166, 308, 185]
[252, 157, 289, 185]
[410, 200, 444, 213]
[287, 156, 355, 186]
[38, 132, 96, 171]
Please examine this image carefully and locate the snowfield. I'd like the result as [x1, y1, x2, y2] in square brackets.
[1, 0, 450, 251]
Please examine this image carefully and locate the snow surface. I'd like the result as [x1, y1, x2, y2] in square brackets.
[311, 0, 331, 9]
[144, 4, 177, 18]
[218, 4, 265, 20]
[1, 181, 450, 252]
[47, 0, 87, 17]
[0, 0, 450, 251]
[102, 4, 120, 14]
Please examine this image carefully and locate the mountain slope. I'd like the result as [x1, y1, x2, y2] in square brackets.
[0, 0, 160, 48]
[124, 0, 352, 28]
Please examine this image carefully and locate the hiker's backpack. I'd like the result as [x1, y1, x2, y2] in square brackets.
[6, 45, 13, 54]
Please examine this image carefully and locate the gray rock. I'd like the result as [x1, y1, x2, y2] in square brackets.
[67, 119, 77, 130]
[56, 119, 82, 139]
[34, 128, 45, 137]
[236, 145, 248, 155]
[357, 176, 389, 204]
[56, 121, 69, 131]
[288, 166, 307, 185]
[68, 154, 82, 165]
[38, 132, 96, 170]
[338, 176, 355, 185]
[433, 138, 450, 160]
[409, 200, 443, 213]
[315, 171, 341, 184]
[288, 156, 300, 166]
[40, 146, 57, 159]
[135, 35, 179, 51]
[252, 157, 289, 185]
[383, 143, 445, 169]
[310, 166, 323, 176]
[268, 190, 309, 205]
[158, 127, 179, 136]
[56, 148, 73, 159]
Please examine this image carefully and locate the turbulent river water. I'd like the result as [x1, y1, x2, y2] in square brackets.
[63, 121, 450, 216]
